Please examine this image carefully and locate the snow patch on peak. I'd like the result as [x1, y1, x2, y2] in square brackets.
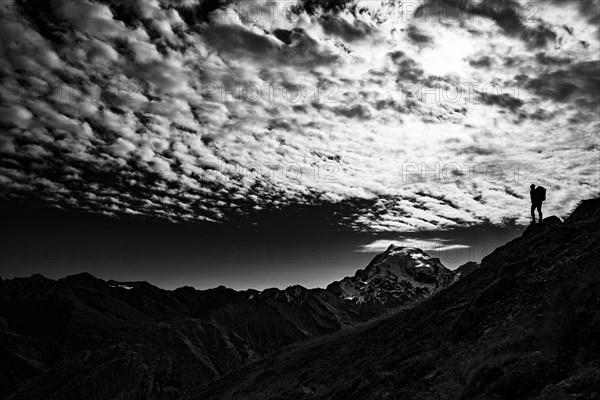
[110, 283, 134, 290]
[409, 252, 432, 268]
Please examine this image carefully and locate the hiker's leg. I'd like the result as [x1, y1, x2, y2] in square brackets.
[538, 203, 543, 221]
[531, 203, 536, 223]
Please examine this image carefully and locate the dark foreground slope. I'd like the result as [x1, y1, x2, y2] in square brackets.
[196, 199, 600, 400]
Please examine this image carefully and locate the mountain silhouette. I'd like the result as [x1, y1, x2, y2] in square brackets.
[0, 242, 455, 399]
[196, 199, 600, 400]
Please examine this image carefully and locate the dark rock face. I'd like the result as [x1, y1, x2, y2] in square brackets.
[196, 199, 600, 400]
[0, 244, 452, 399]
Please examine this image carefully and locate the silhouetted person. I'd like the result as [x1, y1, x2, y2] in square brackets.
[530, 184, 546, 224]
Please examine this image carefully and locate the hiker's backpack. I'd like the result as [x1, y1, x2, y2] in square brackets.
[536, 186, 546, 201]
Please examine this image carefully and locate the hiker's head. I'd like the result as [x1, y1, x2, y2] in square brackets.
[530, 184, 536, 190]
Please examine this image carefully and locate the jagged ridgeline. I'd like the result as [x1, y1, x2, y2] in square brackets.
[0, 236, 456, 399]
[1, 199, 599, 399]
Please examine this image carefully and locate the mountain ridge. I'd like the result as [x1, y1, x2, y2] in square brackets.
[0, 242, 456, 399]
[0, 244, 456, 295]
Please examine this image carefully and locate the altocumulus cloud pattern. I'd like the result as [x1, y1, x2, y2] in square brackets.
[0, 0, 598, 232]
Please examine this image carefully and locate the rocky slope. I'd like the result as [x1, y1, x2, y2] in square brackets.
[0, 245, 455, 399]
[455, 261, 481, 278]
[196, 198, 600, 400]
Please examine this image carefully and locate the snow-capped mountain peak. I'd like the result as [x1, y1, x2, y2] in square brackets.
[327, 245, 456, 305]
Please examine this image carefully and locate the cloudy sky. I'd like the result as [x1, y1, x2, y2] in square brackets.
[0, 0, 598, 289]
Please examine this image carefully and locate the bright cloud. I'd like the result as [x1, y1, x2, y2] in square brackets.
[356, 239, 471, 253]
[0, 0, 598, 231]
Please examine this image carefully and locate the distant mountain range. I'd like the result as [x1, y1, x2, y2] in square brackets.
[0, 239, 457, 399]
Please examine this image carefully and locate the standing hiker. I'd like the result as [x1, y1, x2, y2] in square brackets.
[530, 184, 546, 224]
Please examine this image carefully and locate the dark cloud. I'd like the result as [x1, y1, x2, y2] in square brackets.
[406, 25, 434, 47]
[522, 61, 600, 105]
[520, 24, 557, 49]
[204, 25, 339, 67]
[419, 0, 558, 48]
[267, 118, 293, 131]
[535, 52, 573, 66]
[300, 0, 355, 15]
[562, 25, 574, 35]
[457, 145, 497, 156]
[319, 16, 375, 42]
[15, 0, 80, 44]
[479, 93, 524, 112]
[203, 24, 281, 61]
[504, 186, 524, 199]
[389, 51, 425, 82]
[468, 55, 494, 68]
[333, 104, 372, 119]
